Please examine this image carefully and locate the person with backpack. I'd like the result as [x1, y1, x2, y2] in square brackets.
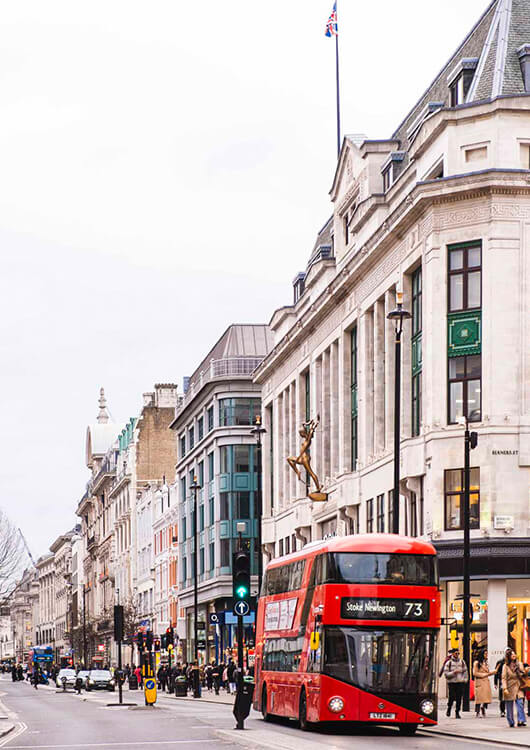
[443, 648, 468, 718]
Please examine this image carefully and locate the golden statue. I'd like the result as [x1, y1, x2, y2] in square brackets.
[287, 415, 327, 502]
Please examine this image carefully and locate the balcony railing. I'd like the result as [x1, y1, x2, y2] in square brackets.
[178, 356, 264, 411]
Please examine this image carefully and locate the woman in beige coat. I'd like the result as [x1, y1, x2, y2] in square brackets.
[473, 650, 495, 717]
[502, 649, 527, 728]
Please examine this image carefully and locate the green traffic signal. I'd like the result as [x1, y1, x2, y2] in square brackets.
[236, 585, 248, 599]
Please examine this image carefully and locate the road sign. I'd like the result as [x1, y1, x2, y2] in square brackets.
[234, 600, 250, 617]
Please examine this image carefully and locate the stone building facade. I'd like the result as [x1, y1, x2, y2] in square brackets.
[254, 0, 530, 671]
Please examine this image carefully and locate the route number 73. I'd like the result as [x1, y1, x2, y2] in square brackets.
[405, 602, 424, 618]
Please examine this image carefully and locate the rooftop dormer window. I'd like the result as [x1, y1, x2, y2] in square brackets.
[381, 152, 405, 193]
[447, 58, 478, 107]
[343, 201, 357, 246]
[293, 272, 305, 303]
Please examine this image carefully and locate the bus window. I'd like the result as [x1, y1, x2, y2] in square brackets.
[324, 553, 438, 586]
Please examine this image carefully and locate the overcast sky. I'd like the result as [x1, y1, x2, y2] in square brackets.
[0, 0, 488, 558]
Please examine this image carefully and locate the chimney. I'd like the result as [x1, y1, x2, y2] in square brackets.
[154, 383, 178, 408]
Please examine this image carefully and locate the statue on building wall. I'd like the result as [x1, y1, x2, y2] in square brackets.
[287, 416, 327, 502]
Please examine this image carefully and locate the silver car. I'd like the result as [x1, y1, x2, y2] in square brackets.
[56, 668, 77, 689]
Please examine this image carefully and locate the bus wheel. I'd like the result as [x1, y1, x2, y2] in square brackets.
[261, 685, 272, 722]
[399, 724, 417, 736]
[299, 689, 312, 732]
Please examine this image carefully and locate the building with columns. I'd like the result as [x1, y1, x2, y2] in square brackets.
[254, 0, 530, 672]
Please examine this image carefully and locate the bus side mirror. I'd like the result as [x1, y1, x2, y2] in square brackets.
[310, 632, 320, 651]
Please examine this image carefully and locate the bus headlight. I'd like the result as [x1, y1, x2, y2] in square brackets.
[421, 700, 434, 715]
[328, 697, 344, 713]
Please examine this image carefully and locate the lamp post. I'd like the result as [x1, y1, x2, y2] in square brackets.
[457, 415, 478, 712]
[386, 291, 411, 534]
[250, 415, 266, 597]
[190, 475, 201, 687]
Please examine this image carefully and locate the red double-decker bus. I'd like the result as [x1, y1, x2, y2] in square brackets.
[254, 534, 440, 735]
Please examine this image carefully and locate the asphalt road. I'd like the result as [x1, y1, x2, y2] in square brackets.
[0, 678, 523, 750]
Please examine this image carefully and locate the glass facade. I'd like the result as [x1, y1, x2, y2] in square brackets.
[219, 398, 261, 426]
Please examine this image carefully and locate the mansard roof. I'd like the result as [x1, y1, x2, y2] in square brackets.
[394, 0, 530, 153]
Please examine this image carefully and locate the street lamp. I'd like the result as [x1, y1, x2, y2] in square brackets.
[386, 291, 411, 534]
[189, 474, 201, 685]
[250, 415, 266, 597]
[456, 415, 478, 712]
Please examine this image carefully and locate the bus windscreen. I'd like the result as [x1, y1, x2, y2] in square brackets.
[323, 626, 437, 694]
[324, 552, 438, 586]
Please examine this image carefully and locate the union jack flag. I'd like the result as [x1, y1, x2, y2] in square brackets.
[325, 2, 338, 37]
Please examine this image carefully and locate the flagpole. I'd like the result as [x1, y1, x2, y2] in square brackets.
[335, 1, 341, 157]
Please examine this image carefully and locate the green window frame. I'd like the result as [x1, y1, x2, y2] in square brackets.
[351, 327, 358, 468]
[412, 266, 422, 437]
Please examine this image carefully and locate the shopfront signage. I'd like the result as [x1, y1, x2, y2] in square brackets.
[341, 598, 430, 621]
[492, 450, 518, 456]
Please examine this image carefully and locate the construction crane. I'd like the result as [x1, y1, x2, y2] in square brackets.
[18, 528, 36, 567]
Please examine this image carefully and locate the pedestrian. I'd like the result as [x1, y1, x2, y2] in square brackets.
[495, 653, 507, 717]
[205, 663, 213, 692]
[523, 664, 530, 718]
[11, 665, 17, 682]
[16, 664, 23, 682]
[32, 665, 40, 690]
[443, 648, 468, 719]
[134, 664, 142, 688]
[473, 650, 495, 717]
[502, 649, 527, 728]
[227, 659, 237, 695]
[212, 662, 221, 695]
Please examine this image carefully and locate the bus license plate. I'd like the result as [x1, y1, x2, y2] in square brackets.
[369, 712, 396, 720]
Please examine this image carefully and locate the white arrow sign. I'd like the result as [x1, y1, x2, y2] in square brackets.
[234, 600, 250, 617]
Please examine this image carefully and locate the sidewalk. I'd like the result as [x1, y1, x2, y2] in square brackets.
[425, 699, 530, 747]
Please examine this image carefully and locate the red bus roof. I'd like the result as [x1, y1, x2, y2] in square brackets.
[265, 534, 436, 570]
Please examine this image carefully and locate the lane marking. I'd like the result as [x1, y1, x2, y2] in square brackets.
[6, 741, 222, 749]
[0, 722, 27, 748]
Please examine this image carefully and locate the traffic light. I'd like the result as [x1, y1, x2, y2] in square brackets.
[137, 631, 145, 651]
[232, 549, 251, 606]
[113, 605, 124, 642]
[161, 634, 167, 650]
[154, 638, 161, 652]
[166, 626, 174, 646]
[145, 630, 154, 651]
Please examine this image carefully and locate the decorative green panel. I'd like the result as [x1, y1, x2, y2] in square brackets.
[219, 521, 230, 538]
[351, 385, 358, 417]
[412, 334, 422, 376]
[219, 473, 230, 491]
[233, 473, 251, 491]
[448, 311, 482, 357]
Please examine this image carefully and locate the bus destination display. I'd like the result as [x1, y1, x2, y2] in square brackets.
[340, 597, 430, 621]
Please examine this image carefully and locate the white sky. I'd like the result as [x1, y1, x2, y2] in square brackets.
[0, 0, 488, 557]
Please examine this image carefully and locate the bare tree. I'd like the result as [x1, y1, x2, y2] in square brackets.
[0, 509, 27, 605]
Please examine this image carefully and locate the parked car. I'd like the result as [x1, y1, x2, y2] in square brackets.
[85, 669, 115, 691]
[56, 668, 77, 689]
